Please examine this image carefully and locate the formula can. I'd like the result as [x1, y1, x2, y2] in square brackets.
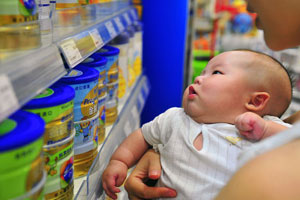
[54, 0, 80, 27]
[98, 94, 106, 145]
[0, 110, 45, 200]
[73, 147, 97, 178]
[110, 32, 130, 101]
[126, 26, 136, 87]
[0, 0, 41, 51]
[18, 171, 47, 200]
[43, 129, 75, 199]
[98, 82, 107, 98]
[81, 55, 108, 97]
[38, 0, 52, 34]
[59, 65, 99, 122]
[105, 99, 118, 126]
[107, 81, 118, 102]
[133, 21, 143, 78]
[94, 45, 120, 80]
[24, 83, 75, 145]
[73, 112, 99, 177]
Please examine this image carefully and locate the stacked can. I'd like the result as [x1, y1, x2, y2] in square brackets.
[23, 83, 76, 200]
[59, 65, 99, 178]
[81, 55, 108, 145]
[126, 25, 136, 88]
[133, 21, 143, 78]
[93, 46, 120, 126]
[0, 0, 41, 51]
[38, 0, 52, 34]
[55, 0, 80, 27]
[0, 110, 46, 200]
[109, 32, 130, 103]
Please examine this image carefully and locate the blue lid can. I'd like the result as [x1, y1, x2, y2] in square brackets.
[81, 56, 108, 81]
[0, 110, 45, 152]
[23, 83, 75, 145]
[94, 45, 120, 72]
[59, 66, 99, 122]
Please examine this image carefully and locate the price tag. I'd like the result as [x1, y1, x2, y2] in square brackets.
[60, 39, 82, 67]
[131, 105, 139, 122]
[114, 17, 124, 32]
[89, 29, 104, 49]
[0, 74, 19, 121]
[124, 121, 132, 136]
[123, 13, 131, 25]
[105, 21, 117, 38]
[138, 94, 145, 109]
[130, 9, 137, 20]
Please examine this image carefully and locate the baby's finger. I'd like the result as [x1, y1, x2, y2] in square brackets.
[115, 173, 127, 187]
[103, 182, 118, 200]
[105, 176, 121, 193]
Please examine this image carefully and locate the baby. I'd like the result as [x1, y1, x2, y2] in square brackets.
[102, 50, 292, 199]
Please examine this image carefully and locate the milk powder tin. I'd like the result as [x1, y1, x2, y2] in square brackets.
[98, 94, 106, 144]
[105, 99, 118, 126]
[24, 83, 75, 145]
[74, 111, 99, 155]
[110, 32, 130, 100]
[106, 81, 118, 102]
[73, 112, 99, 177]
[0, 0, 41, 51]
[126, 26, 136, 87]
[81, 55, 108, 97]
[59, 66, 99, 122]
[94, 45, 119, 72]
[0, 110, 45, 200]
[43, 130, 75, 200]
[73, 147, 97, 178]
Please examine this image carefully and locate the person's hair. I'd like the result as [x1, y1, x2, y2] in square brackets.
[234, 49, 292, 117]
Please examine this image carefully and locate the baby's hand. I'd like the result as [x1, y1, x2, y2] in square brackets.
[102, 160, 129, 199]
[234, 112, 267, 141]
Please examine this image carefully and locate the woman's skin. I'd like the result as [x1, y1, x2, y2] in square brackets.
[123, 0, 300, 199]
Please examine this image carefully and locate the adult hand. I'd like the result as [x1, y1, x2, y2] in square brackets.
[125, 149, 177, 200]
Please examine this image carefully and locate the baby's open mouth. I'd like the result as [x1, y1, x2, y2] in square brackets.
[189, 86, 196, 95]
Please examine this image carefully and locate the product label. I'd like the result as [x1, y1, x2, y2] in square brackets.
[71, 82, 98, 122]
[44, 142, 74, 196]
[74, 115, 99, 153]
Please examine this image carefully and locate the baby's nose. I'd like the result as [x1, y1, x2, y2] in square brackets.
[194, 76, 203, 84]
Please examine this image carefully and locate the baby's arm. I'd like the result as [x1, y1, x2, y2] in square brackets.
[235, 112, 288, 141]
[102, 128, 150, 199]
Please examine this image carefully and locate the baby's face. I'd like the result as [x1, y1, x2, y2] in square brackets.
[183, 51, 253, 124]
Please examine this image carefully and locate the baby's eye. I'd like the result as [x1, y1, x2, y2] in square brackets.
[212, 70, 223, 75]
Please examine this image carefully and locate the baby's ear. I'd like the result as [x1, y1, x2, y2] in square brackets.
[245, 92, 270, 112]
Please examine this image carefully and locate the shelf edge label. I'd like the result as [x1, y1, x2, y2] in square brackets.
[114, 17, 124, 32]
[60, 39, 82, 67]
[0, 74, 19, 121]
[105, 21, 117, 39]
[89, 29, 104, 49]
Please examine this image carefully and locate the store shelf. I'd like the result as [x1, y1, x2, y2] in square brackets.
[0, 3, 138, 123]
[74, 75, 150, 200]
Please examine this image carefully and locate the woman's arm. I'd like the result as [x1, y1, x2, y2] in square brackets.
[284, 110, 300, 124]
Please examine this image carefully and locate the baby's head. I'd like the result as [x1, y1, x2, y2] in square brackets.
[182, 50, 292, 124]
